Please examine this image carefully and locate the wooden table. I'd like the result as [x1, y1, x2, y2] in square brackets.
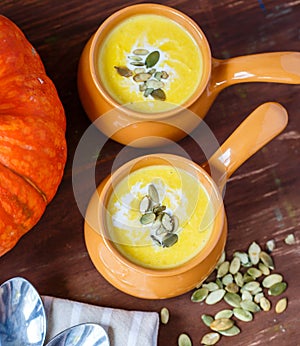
[1, 1, 299, 345]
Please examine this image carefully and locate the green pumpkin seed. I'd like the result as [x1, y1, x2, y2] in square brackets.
[214, 309, 233, 320]
[259, 251, 275, 270]
[134, 67, 145, 74]
[248, 241, 261, 265]
[140, 196, 151, 213]
[275, 297, 288, 313]
[217, 261, 229, 278]
[161, 213, 173, 231]
[243, 281, 260, 292]
[216, 251, 226, 268]
[240, 300, 261, 313]
[145, 51, 160, 68]
[243, 273, 254, 283]
[225, 283, 239, 294]
[154, 71, 163, 80]
[210, 318, 234, 331]
[233, 308, 253, 322]
[234, 272, 244, 287]
[233, 251, 249, 265]
[133, 72, 152, 83]
[219, 325, 241, 336]
[148, 184, 159, 203]
[162, 233, 178, 248]
[133, 48, 149, 55]
[201, 314, 214, 327]
[114, 66, 133, 77]
[241, 291, 253, 301]
[130, 61, 145, 66]
[144, 87, 154, 97]
[251, 286, 262, 295]
[140, 212, 155, 224]
[247, 267, 262, 279]
[205, 289, 226, 305]
[284, 233, 296, 245]
[258, 263, 270, 276]
[224, 292, 241, 308]
[260, 297, 271, 311]
[266, 239, 276, 252]
[229, 257, 241, 275]
[254, 292, 264, 304]
[151, 88, 166, 101]
[129, 55, 143, 61]
[202, 282, 219, 292]
[160, 307, 169, 324]
[215, 278, 223, 289]
[262, 274, 283, 288]
[178, 333, 192, 346]
[222, 273, 233, 286]
[200, 332, 220, 345]
[268, 282, 287, 296]
[191, 288, 209, 303]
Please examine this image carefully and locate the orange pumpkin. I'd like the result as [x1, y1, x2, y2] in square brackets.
[0, 16, 67, 256]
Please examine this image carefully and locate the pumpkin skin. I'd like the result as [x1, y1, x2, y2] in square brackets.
[0, 15, 67, 256]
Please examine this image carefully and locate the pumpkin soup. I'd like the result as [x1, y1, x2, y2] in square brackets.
[106, 165, 214, 269]
[98, 14, 203, 113]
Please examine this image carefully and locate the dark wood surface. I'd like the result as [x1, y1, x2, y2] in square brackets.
[1, 1, 299, 345]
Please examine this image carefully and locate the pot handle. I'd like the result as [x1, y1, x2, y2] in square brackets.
[202, 102, 288, 193]
[211, 52, 300, 92]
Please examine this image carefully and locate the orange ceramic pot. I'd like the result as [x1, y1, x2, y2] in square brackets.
[84, 102, 288, 299]
[77, 3, 299, 148]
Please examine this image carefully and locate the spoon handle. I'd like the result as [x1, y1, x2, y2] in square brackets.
[202, 102, 288, 193]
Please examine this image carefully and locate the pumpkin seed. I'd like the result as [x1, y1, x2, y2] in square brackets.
[114, 66, 133, 77]
[219, 325, 241, 336]
[233, 308, 253, 322]
[225, 283, 239, 294]
[148, 184, 159, 204]
[214, 309, 233, 320]
[160, 307, 169, 324]
[229, 257, 241, 275]
[133, 48, 149, 55]
[216, 251, 226, 268]
[129, 55, 143, 61]
[200, 332, 220, 345]
[241, 291, 253, 302]
[217, 261, 230, 278]
[224, 292, 241, 308]
[178, 333, 192, 346]
[205, 289, 226, 305]
[259, 251, 275, 270]
[161, 213, 173, 231]
[151, 88, 166, 101]
[162, 233, 178, 248]
[133, 72, 152, 82]
[266, 239, 276, 252]
[243, 273, 254, 283]
[210, 318, 234, 331]
[145, 50, 160, 68]
[262, 274, 283, 288]
[139, 83, 147, 92]
[251, 286, 262, 295]
[233, 251, 249, 265]
[260, 297, 271, 311]
[201, 314, 214, 327]
[154, 71, 163, 80]
[191, 287, 209, 303]
[275, 297, 288, 313]
[258, 263, 270, 276]
[140, 212, 156, 225]
[247, 267, 262, 279]
[268, 282, 287, 296]
[248, 241, 261, 265]
[243, 281, 260, 292]
[254, 292, 264, 304]
[161, 70, 169, 79]
[148, 68, 156, 75]
[134, 67, 145, 74]
[215, 278, 223, 289]
[222, 273, 233, 286]
[139, 196, 151, 213]
[202, 282, 219, 292]
[284, 233, 296, 245]
[130, 61, 145, 66]
[234, 272, 244, 287]
[240, 300, 261, 313]
[144, 88, 154, 97]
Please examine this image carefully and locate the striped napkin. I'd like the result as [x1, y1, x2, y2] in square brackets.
[42, 296, 159, 346]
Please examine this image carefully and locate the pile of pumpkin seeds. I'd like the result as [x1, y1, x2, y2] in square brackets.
[190, 241, 289, 345]
[114, 48, 169, 101]
[139, 184, 179, 248]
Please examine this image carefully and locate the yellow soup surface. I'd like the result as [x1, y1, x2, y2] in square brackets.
[106, 165, 214, 269]
[98, 14, 203, 113]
